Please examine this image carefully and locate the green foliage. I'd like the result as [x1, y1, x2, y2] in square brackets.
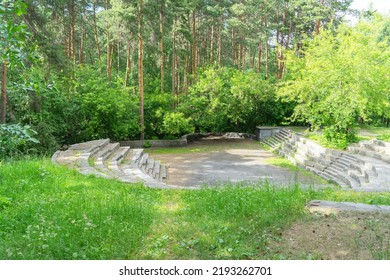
[377, 134, 390, 142]
[2, 158, 390, 259]
[0, 0, 38, 67]
[8, 67, 78, 152]
[180, 67, 285, 133]
[0, 159, 159, 259]
[0, 195, 11, 210]
[160, 112, 194, 137]
[144, 92, 175, 138]
[0, 123, 39, 158]
[72, 64, 140, 141]
[143, 140, 152, 148]
[279, 15, 390, 146]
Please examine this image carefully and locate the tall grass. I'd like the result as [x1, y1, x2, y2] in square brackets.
[1, 159, 390, 259]
[0, 159, 160, 259]
[180, 184, 311, 259]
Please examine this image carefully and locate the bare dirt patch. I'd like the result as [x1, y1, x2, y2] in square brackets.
[267, 211, 390, 260]
[148, 138, 326, 188]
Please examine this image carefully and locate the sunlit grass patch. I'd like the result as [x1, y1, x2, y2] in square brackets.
[265, 157, 300, 171]
[0, 158, 160, 260]
[377, 134, 390, 142]
[140, 183, 315, 260]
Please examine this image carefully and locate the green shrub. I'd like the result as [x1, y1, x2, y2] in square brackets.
[160, 112, 194, 137]
[322, 126, 358, 149]
[180, 67, 284, 133]
[72, 64, 140, 141]
[143, 140, 152, 148]
[0, 124, 39, 158]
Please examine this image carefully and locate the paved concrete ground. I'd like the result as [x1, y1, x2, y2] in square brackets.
[149, 138, 327, 188]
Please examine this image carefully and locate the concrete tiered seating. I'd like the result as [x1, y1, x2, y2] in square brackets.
[260, 129, 390, 191]
[52, 139, 173, 189]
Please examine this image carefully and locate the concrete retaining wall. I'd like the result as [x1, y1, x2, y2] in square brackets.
[255, 126, 282, 140]
[120, 139, 187, 148]
[120, 132, 255, 148]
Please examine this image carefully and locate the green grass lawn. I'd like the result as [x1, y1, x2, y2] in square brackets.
[1, 158, 390, 260]
[286, 126, 390, 150]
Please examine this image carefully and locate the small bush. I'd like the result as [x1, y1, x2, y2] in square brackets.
[323, 125, 357, 149]
[143, 140, 152, 148]
[0, 124, 39, 158]
[160, 112, 194, 138]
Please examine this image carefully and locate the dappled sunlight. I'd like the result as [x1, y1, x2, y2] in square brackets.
[150, 139, 327, 188]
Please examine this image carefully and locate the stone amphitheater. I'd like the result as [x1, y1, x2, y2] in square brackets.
[52, 128, 390, 192]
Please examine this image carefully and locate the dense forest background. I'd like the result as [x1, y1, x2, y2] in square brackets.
[0, 0, 389, 156]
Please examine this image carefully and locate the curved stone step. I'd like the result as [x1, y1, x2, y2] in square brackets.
[53, 139, 173, 189]
[159, 165, 168, 182]
[107, 146, 131, 176]
[273, 133, 289, 142]
[94, 143, 120, 162]
[153, 160, 161, 179]
[145, 157, 155, 175]
[138, 153, 149, 169]
[94, 143, 120, 176]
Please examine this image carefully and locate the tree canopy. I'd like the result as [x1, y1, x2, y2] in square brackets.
[0, 0, 389, 156]
[279, 14, 390, 147]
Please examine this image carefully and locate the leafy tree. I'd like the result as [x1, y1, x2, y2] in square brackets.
[0, 0, 36, 123]
[160, 112, 194, 137]
[0, 123, 39, 158]
[180, 66, 284, 133]
[279, 14, 390, 148]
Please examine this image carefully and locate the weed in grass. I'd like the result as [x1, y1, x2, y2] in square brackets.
[88, 158, 95, 166]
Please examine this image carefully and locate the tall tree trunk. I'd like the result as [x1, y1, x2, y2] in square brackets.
[1, 62, 7, 124]
[242, 46, 246, 69]
[117, 38, 120, 75]
[69, 0, 75, 64]
[176, 55, 180, 100]
[218, 15, 222, 66]
[183, 54, 188, 93]
[265, 41, 269, 80]
[192, 10, 197, 78]
[79, 13, 85, 64]
[200, 37, 205, 68]
[160, 1, 165, 92]
[93, 2, 101, 61]
[172, 16, 176, 106]
[265, 16, 269, 80]
[138, 0, 144, 141]
[63, 7, 69, 57]
[231, 29, 235, 65]
[257, 41, 262, 73]
[251, 50, 255, 69]
[124, 43, 131, 87]
[277, 20, 293, 79]
[105, 0, 112, 80]
[315, 0, 324, 35]
[237, 43, 241, 71]
[106, 28, 111, 79]
[210, 20, 214, 64]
